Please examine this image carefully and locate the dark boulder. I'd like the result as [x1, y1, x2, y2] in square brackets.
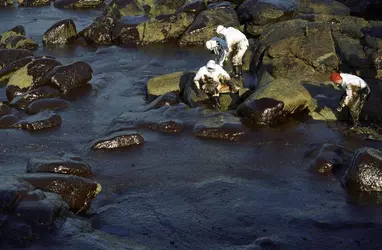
[193, 121, 247, 141]
[180, 6, 240, 44]
[8, 25, 25, 36]
[41, 61, 93, 93]
[12, 110, 62, 131]
[176, 0, 206, 15]
[9, 86, 61, 110]
[54, 0, 103, 8]
[156, 120, 184, 133]
[6, 58, 62, 98]
[0, 177, 33, 213]
[111, 15, 149, 45]
[0, 102, 10, 117]
[251, 0, 298, 26]
[18, 0, 50, 6]
[206, 1, 232, 10]
[237, 0, 258, 24]
[150, 0, 190, 16]
[342, 147, 382, 192]
[27, 98, 70, 114]
[0, 49, 33, 70]
[43, 19, 78, 45]
[27, 156, 92, 177]
[0, 31, 38, 51]
[104, 0, 145, 17]
[91, 131, 144, 150]
[0, 114, 19, 128]
[0, 56, 35, 83]
[18, 173, 102, 213]
[144, 92, 179, 111]
[79, 16, 116, 45]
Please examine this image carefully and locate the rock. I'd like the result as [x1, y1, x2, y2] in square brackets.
[305, 143, 354, 176]
[79, 16, 116, 45]
[91, 131, 144, 150]
[146, 71, 193, 99]
[12, 110, 62, 131]
[0, 56, 35, 83]
[238, 73, 314, 125]
[237, 0, 258, 23]
[250, 0, 298, 26]
[9, 25, 25, 36]
[342, 147, 382, 192]
[310, 106, 337, 121]
[144, 92, 179, 110]
[206, 1, 232, 10]
[193, 118, 247, 141]
[0, 0, 13, 6]
[180, 7, 240, 45]
[9, 86, 61, 110]
[150, 0, 191, 16]
[27, 98, 70, 114]
[43, 19, 78, 45]
[176, 0, 206, 15]
[27, 157, 92, 178]
[0, 102, 10, 117]
[0, 49, 33, 70]
[6, 58, 62, 96]
[181, 77, 210, 107]
[41, 61, 93, 93]
[156, 120, 184, 133]
[0, 176, 33, 213]
[111, 15, 149, 45]
[18, 0, 49, 6]
[104, 0, 145, 17]
[298, 0, 350, 15]
[0, 114, 19, 128]
[0, 31, 38, 51]
[54, 0, 104, 8]
[137, 13, 195, 44]
[18, 173, 102, 213]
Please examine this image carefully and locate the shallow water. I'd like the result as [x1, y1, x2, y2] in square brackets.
[1, 4, 382, 249]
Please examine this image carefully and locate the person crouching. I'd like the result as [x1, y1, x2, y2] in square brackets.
[194, 60, 237, 108]
[330, 72, 371, 127]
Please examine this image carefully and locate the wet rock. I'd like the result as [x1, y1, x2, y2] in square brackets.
[18, 173, 102, 213]
[0, 176, 33, 213]
[305, 143, 354, 176]
[6, 58, 62, 96]
[41, 61, 93, 93]
[146, 71, 194, 99]
[104, 0, 145, 17]
[251, 0, 298, 26]
[0, 0, 13, 6]
[43, 19, 77, 45]
[144, 92, 179, 110]
[176, 0, 206, 15]
[79, 16, 116, 45]
[0, 114, 19, 128]
[237, 73, 314, 125]
[180, 76, 209, 107]
[150, 0, 190, 16]
[237, 97, 285, 126]
[0, 56, 35, 83]
[0, 49, 33, 70]
[91, 131, 144, 150]
[237, 0, 258, 23]
[0, 102, 10, 117]
[0, 31, 38, 51]
[6, 85, 25, 101]
[27, 98, 70, 114]
[12, 110, 62, 131]
[342, 147, 382, 192]
[207, 1, 232, 10]
[10, 86, 61, 110]
[27, 157, 92, 177]
[18, 0, 49, 6]
[193, 118, 247, 141]
[310, 106, 337, 121]
[298, 0, 350, 15]
[156, 120, 184, 133]
[54, 0, 103, 8]
[111, 15, 149, 45]
[137, 13, 195, 44]
[9, 25, 25, 36]
[180, 7, 240, 45]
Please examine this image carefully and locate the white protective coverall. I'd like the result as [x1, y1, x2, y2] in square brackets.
[205, 37, 229, 67]
[339, 73, 371, 126]
[216, 25, 249, 66]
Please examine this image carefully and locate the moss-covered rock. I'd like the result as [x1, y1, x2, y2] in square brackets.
[43, 19, 77, 45]
[0, 56, 34, 83]
[298, 0, 350, 15]
[111, 15, 149, 44]
[146, 71, 194, 98]
[79, 16, 116, 45]
[6, 58, 62, 95]
[137, 13, 195, 44]
[180, 7, 239, 45]
[0, 31, 38, 51]
[0, 48, 33, 70]
[149, 0, 190, 16]
[54, 0, 104, 8]
[250, 0, 298, 26]
[18, 0, 49, 6]
[104, 0, 145, 17]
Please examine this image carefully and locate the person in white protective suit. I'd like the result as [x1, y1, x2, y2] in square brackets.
[205, 37, 229, 67]
[330, 72, 371, 127]
[194, 60, 237, 108]
[216, 25, 249, 78]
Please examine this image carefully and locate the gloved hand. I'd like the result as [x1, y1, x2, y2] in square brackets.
[337, 106, 342, 112]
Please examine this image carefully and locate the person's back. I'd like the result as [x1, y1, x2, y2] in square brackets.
[340, 73, 368, 90]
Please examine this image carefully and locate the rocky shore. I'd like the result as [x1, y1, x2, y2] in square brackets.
[1, 0, 382, 249]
